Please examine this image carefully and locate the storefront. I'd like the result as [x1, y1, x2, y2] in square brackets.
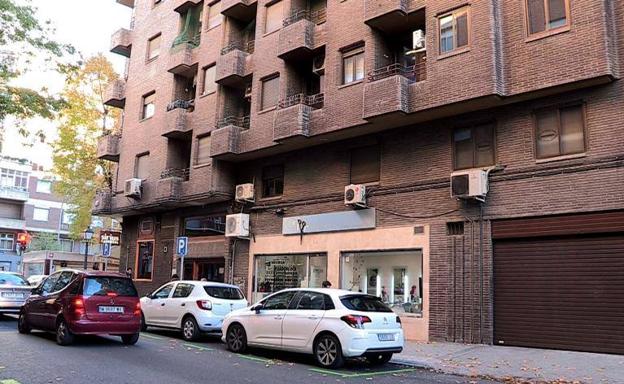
[181, 214, 227, 282]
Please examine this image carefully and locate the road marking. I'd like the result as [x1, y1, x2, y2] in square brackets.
[140, 333, 166, 340]
[237, 355, 272, 363]
[184, 343, 214, 351]
[309, 367, 418, 378]
[1, 379, 22, 384]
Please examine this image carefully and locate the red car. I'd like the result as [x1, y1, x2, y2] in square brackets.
[18, 269, 141, 346]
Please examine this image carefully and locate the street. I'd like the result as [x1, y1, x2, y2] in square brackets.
[0, 315, 499, 384]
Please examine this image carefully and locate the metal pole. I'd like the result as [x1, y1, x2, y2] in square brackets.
[83, 241, 89, 270]
[180, 255, 185, 280]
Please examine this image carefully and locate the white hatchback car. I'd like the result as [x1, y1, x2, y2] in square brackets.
[222, 288, 404, 369]
[141, 281, 247, 341]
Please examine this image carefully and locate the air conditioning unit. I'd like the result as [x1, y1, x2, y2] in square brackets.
[413, 29, 426, 50]
[312, 54, 325, 75]
[344, 184, 367, 208]
[450, 169, 489, 200]
[225, 213, 250, 238]
[235, 183, 255, 203]
[124, 178, 142, 199]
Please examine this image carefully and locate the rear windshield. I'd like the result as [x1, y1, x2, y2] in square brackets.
[203, 286, 244, 300]
[84, 277, 138, 297]
[0, 273, 29, 286]
[340, 295, 393, 313]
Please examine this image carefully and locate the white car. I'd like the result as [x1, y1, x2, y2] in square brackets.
[27, 275, 47, 286]
[222, 288, 404, 369]
[141, 281, 248, 341]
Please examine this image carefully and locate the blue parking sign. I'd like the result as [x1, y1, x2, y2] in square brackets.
[102, 242, 111, 257]
[177, 237, 188, 256]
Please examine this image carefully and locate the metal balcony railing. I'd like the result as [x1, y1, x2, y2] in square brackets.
[216, 115, 250, 129]
[220, 40, 255, 55]
[283, 8, 327, 27]
[166, 99, 195, 112]
[278, 93, 324, 109]
[367, 61, 427, 83]
[160, 168, 190, 181]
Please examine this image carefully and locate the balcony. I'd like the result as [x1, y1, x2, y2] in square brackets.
[0, 187, 29, 202]
[162, 104, 193, 138]
[215, 42, 254, 86]
[92, 190, 112, 215]
[155, 168, 189, 202]
[103, 79, 126, 108]
[173, 0, 202, 13]
[363, 63, 426, 120]
[274, 93, 324, 141]
[210, 116, 249, 157]
[364, 0, 411, 34]
[116, 0, 134, 8]
[278, 9, 326, 61]
[221, 0, 257, 22]
[110, 28, 132, 57]
[168, 43, 199, 77]
[96, 134, 121, 162]
[0, 218, 26, 231]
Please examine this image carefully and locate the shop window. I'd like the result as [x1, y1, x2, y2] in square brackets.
[534, 104, 585, 159]
[136, 241, 154, 280]
[184, 215, 226, 237]
[261, 164, 284, 198]
[453, 123, 496, 170]
[341, 250, 423, 316]
[265, 1, 284, 34]
[342, 45, 364, 85]
[350, 144, 380, 184]
[526, 0, 569, 36]
[438, 7, 469, 55]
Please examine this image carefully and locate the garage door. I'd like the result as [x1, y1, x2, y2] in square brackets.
[493, 211, 624, 354]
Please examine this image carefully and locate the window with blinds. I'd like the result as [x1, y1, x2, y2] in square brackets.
[135, 153, 150, 180]
[453, 123, 496, 170]
[526, 0, 569, 36]
[147, 34, 161, 61]
[261, 75, 280, 110]
[265, 1, 283, 34]
[202, 65, 216, 95]
[439, 7, 469, 55]
[350, 145, 381, 184]
[196, 135, 211, 165]
[534, 104, 585, 159]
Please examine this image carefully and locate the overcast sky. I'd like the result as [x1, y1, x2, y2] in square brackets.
[5, 0, 132, 168]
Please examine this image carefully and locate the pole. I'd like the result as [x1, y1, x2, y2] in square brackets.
[83, 240, 89, 271]
[180, 255, 185, 280]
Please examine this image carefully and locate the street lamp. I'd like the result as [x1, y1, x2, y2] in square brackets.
[83, 227, 94, 270]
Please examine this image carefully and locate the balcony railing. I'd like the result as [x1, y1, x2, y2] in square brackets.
[220, 40, 255, 55]
[0, 187, 29, 202]
[278, 93, 324, 109]
[160, 168, 190, 181]
[367, 62, 427, 83]
[166, 99, 195, 112]
[283, 8, 327, 27]
[216, 115, 250, 129]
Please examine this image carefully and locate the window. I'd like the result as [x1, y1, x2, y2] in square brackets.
[140, 217, 155, 235]
[0, 234, 14, 251]
[36, 180, 52, 193]
[261, 75, 280, 110]
[147, 34, 162, 61]
[195, 135, 212, 166]
[350, 144, 381, 184]
[40, 273, 60, 295]
[0, 168, 28, 190]
[534, 104, 585, 159]
[261, 164, 284, 198]
[33, 207, 49, 222]
[439, 7, 469, 54]
[526, 0, 569, 36]
[263, 291, 297, 310]
[206, 1, 223, 29]
[184, 215, 226, 237]
[53, 271, 74, 292]
[142, 92, 156, 120]
[202, 65, 217, 95]
[204, 286, 245, 299]
[62, 211, 74, 225]
[294, 291, 328, 310]
[136, 241, 154, 280]
[60, 239, 74, 252]
[173, 283, 195, 298]
[84, 277, 138, 297]
[135, 153, 150, 180]
[342, 46, 365, 84]
[453, 123, 496, 170]
[152, 283, 174, 299]
[265, 1, 284, 34]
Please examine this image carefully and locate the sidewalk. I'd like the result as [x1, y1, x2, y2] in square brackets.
[393, 341, 624, 384]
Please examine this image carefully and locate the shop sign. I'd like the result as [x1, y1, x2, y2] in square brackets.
[100, 231, 121, 246]
[282, 208, 376, 235]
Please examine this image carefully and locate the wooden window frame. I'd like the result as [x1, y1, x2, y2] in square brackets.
[135, 240, 155, 281]
[260, 74, 280, 111]
[524, 0, 571, 41]
[341, 46, 365, 85]
[201, 64, 217, 96]
[261, 164, 284, 199]
[146, 33, 162, 62]
[532, 103, 587, 161]
[452, 122, 497, 171]
[141, 91, 156, 120]
[437, 6, 471, 58]
[134, 152, 150, 180]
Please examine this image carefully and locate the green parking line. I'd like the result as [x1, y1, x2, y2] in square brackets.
[309, 367, 418, 378]
[184, 343, 214, 351]
[140, 333, 166, 341]
[1, 379, 22, 384]
[237, 354, 272, 363]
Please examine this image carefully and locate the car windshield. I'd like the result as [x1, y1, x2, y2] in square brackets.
[203, 286, 245, 300]
[83, 277, 138, 297]
[0, 273, 29, 286]
[340, 295, 393, 312]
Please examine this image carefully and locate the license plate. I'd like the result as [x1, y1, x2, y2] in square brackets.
[378, 333, 395, 342]
[98, 306, 124, 314]
[2, 292, 23, 299]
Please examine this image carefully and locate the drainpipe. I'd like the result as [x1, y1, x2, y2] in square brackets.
[479, 202, 484, 344]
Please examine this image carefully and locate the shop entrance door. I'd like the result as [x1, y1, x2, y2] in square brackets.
[197, 259, 225, 282]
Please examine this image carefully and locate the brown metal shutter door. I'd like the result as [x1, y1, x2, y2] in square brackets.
[494, 234, 624, 354]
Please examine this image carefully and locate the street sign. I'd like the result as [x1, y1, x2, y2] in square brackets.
[177, 237, 188, 256]
[102, 242, 111, 258]
[47, 252, 54, 260]
[100, 231, 121, 246]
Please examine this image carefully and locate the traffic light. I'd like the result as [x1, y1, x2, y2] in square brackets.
[16, 232, 30, 253]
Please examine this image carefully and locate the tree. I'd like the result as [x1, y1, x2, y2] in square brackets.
[29, 232, 61, 252]
[0, 0, 75, 122]
[52, 54, 121, 240]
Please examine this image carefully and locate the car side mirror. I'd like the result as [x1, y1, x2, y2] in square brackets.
[31, 287, 40, 295]
[251, 304, 263, 313]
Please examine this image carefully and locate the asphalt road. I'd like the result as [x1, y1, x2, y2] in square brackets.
[0, 315, 500, 384]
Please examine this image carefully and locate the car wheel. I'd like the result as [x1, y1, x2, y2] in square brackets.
[182, 316, 200, 341]
[140, 312, 147, 332]
[56, 318, 74, 346]
[314, 334, 344, 369]
[122, 333, 140, 345]
[17, 312, 31, 334]
[366, 352, 393, 365]
[226, 323, 247, 353]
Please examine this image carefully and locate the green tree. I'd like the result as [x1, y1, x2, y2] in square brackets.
[29, 232, 61, 252]
[52, 55, 120, 239]
[0, 0, 75, 121]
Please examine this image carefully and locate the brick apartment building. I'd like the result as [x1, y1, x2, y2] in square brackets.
[96, 0, 624, 354]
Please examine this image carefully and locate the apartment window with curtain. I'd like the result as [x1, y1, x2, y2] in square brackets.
[439, 7, 469, 55]
[262, 164, 284, 198]
[534, 104, 586, 159]
[0, 169, 28, 190]
[36, 179, 52, 193]
[142, 92, 156, 120]
[135, 153, 150, 180]
[453, 123, 496, 170]
[206, 1, 223, 29]
[202, 65, 217, 95]
[33, 207, 49, 222]
[0, 234, 14, 251]
[350, 145, 381, 184]
[526, 0, 569, 36]
[261, 75, 280, 110]
[342, 46, 364, 85]
[60, 239, 74, 253]
[265, 1, 284, 34]
[147, 33, 161, 61]
[196, 135, 211, 165]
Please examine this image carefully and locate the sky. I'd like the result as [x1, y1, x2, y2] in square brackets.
[3, 0, 133, 169]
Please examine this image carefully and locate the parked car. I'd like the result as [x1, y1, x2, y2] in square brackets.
[222, 288, 404, 369]
[27, 275, 47, 287]
[18, 270, 141, 346]
[141, 281, 247, 341]
[0, 272, 32, 314]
